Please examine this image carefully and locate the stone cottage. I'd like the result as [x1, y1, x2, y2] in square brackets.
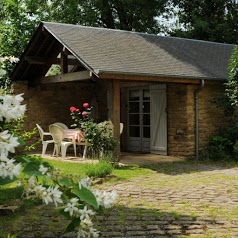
[11, 21, 234, 159]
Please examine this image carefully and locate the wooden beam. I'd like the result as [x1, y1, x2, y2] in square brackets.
[98, 73, 201, 84]
[25, 56, 81, 66]
[32, 71, 92, 85]
[113, 79, 121, 160]
[61, 51, 68, 74]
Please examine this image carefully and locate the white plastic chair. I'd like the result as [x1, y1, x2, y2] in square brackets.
[49, 124, 76, 159]
[76, 138, 88, 159]
[53, 122, 68, 129]
[36, 124, 54, 156]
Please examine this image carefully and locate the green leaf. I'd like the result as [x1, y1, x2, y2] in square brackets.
[0, 176, 17, 186]
[57, 206, 72, 219]
[58, 177, 73, 187]
[14, 154, 31, 164]
[17, 136, 25, 146]
[65, 218, 81, 232]
[72, 186, 98, 209]
[23, 161, 42, 176]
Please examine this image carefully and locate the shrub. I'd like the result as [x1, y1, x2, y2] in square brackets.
[201, 121, 238, 161]
[70, 103, 116, 158]
[85, 161, 113, 178]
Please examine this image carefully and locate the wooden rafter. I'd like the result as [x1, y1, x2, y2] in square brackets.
[25, 56, 81, 66]
[32, 70, 92, 85]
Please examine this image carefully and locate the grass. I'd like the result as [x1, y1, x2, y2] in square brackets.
[85, 161, 113, 177]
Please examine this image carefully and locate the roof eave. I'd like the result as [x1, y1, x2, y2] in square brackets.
[95, 69, 226, 82]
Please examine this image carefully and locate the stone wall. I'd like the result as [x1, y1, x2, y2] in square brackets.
[167, 82, 226, 157]
[167, 83, 195, 157]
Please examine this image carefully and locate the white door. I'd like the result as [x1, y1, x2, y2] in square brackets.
[127, 88, 150, 152]
[150, 84, 167, 155]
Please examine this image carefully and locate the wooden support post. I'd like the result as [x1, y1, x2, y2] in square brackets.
[113, 79, 121, 161]
[61, 51, 68, 74]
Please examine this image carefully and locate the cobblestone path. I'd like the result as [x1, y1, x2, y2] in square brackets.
[97, 163, 238, 238]
[2, 162, 238, 237]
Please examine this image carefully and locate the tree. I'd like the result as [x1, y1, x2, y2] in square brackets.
[0, 0, 170, 59]
[170, 0, 238, 44]
[226, 46, 238, 106]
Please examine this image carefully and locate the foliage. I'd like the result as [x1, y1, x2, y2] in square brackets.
[200, 45, 238, 161]
[170, 0, 238, 44]
[201, 121, 238, 161]
[44, 0, 169, 33]
[0, 56, 19, 90]
[85, 161, 113, 178]
[70, 103, 116, 158]
[0, 0, 170, 60]
[4, 116, 39, 152]
[226, 45, 238, 107]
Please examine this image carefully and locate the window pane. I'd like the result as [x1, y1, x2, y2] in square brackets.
[143, 114, 150, 125]
[143, 90, 150, 100]
[129, 102, 139, 113]
[130, 126, 140, 137]
[129, 90, 139, 101]
[129, 114, 140, 125]
[143, 102, 150, 113]
[143, 127, 150, 138]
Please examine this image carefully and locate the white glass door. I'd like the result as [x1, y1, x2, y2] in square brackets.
[127, 88, 150, 152]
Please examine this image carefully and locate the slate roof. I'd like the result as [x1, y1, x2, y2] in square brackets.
[12, 22, 235, 81]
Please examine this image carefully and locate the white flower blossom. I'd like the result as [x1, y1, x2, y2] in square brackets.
[70, 197, 79, 205]
[46, 172, 52, 179]
[33, 185, 46, 195]
[28, 176, 36, 186]
[7, 159, 21, 179]
[0, 155, 21, 180]
[64, 200, 79, 217]
[93, 190, 118, 209]
[50, 186, 63, 206]
[41, 188, 53, 204]
[89, 227, 99, 238]
[77, 217, 99, 238]
[0, 130, 20, 156]
[0, 68, 6, 76]
[0, 94, 26, 122]
[8, 56, 19, 63]
[78, 176, 92, 189]
[39, 164, 48, 175]
[0, 161, 8, 178]
[79, 206, 95, 221]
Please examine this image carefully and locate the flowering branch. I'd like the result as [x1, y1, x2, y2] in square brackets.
[0, 57, 118, 237]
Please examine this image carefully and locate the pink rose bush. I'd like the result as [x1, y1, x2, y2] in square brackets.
[70, 102, 116, 158]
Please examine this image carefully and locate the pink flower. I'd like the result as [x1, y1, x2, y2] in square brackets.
[82, 111, 88, 116]
[83, 103, 89, 108]
[70, 106, 80, 112]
